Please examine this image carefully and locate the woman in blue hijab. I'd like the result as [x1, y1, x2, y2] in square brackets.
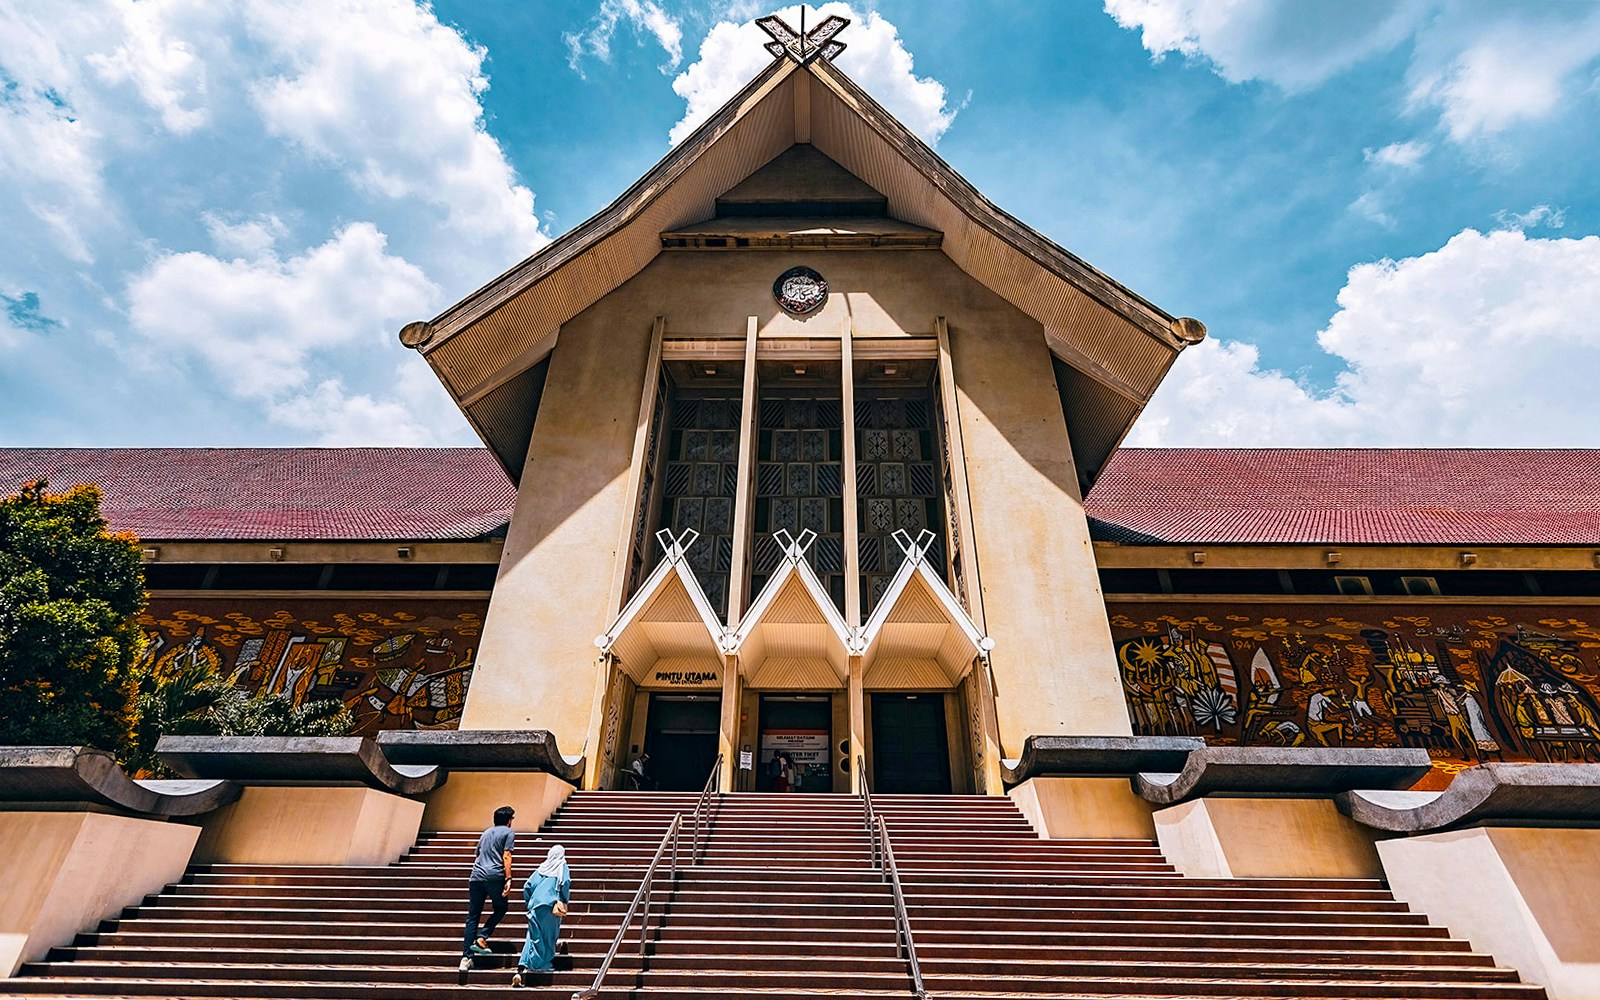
[512, 844, 571, 986]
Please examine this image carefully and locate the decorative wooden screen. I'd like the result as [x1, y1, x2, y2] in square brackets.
[657, 392, 742, 619]
[752, 395, 846, 611]
[855, 393, 947, 615]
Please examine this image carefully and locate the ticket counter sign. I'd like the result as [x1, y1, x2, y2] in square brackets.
[760, 728, 830, 791]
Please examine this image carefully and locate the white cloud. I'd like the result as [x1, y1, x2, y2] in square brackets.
[1364, 141, 1430, 169]
[1105, 1, 1600, 143]
[126, 223, 453, 444]
[202, 212, 289, 259]
[1348, 191, 1394, 228]
[670, 3, 960, 146]
[1407, 7, 1600, 141]
[1494, 204, 1565, 232]
[1102, 0, 1423, 92]
[565, 0, 685, 75]
[1129, 228, 1600, 446]
[0, 7, 115, 264]
[265, 370, 452, 446]
[244, 0, 545, 281]
[0, 0, 542, 445]
[83, 0, 211, 134]
[127, 222, 437, 396]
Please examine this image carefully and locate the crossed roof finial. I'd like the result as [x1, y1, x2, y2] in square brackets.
[756, 7, 849, 66]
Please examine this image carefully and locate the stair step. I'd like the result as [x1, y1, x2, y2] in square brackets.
[7, 792, 1539, 1000]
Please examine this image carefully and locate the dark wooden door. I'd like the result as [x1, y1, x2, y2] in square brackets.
[871, 693, 951, 794]
[643, 694, 721, 791]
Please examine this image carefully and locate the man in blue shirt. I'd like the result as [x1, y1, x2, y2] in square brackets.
[459, 805, 515, 972]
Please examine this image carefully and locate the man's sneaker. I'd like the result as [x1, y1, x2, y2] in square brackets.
[469, 943, 493, 956]
[457, 957, 472, 973]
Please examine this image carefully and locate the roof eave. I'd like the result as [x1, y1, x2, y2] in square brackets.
[808, 60, 1185, 350]
[416, 57, 798, 355]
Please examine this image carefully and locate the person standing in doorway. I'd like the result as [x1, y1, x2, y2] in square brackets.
[459, 805, 515, 973]
[513, 844, 572, 986]
[626, 752, 653, 790]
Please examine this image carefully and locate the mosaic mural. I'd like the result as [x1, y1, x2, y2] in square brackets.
[1108, 602, 1600, 786]
[137, 598, 489, 735]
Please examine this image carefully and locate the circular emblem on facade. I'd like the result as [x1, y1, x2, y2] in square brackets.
[773, 266, 828, 315]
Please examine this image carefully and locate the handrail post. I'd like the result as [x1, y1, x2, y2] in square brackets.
[573, 811, 683, 1000]
[639, 867, 650, 957]
[691, 752, 721, 866]
[858, 753, 882, 873]
[876, 812, 928, 998]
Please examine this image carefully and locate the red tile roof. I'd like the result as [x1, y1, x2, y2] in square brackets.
[5, 446, 1598, 546]
[1087, 449, 1600, 546]
[0, 448, 517, 541]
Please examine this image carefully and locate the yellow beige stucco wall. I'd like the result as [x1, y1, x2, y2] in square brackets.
[0, 811, 199, 976]
[460, 282, 655, 748]
[460, 249, 1129, 756]
[1009, 776, 1156, 839]
[190, 786, 423, 866]
[1153, 797, 1386, 879]
[945, 312, 1130, 752]
[1379, 827, 1600, 1000]
[418, 772, 574, 832]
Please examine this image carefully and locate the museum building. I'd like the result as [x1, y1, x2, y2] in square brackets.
[6, 34, 1600, 798]
[5, 27, 1600, 1000]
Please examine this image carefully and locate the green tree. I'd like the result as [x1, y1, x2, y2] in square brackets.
[0, 481, 146, 751]
[128, 660, 355, 776]
[211, 689, 354, 737]
[125, 657, 235, 775]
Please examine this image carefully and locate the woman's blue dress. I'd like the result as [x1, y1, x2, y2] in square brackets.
[519, 865, 571, 971]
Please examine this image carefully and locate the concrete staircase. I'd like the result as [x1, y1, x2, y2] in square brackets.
[0, 790, 1544, 999]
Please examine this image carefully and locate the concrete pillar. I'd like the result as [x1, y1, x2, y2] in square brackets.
[0, 811, 200, 977]
[1378, 827, 1600, 1000]
[1152, 797, 1385, 879]
[848, 655, 866, 793]
[948, 317, 1130, 754]
[718, 655, 740, 791]
[580, 653, 615, 791]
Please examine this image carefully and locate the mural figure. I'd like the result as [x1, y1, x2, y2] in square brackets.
[1110, 602, 1600, 782]
[1486, 630, 1600, 761]
[137, 599, 485, 734]
[1116, 627, 1237, 735]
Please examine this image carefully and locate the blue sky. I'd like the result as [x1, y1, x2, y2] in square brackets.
[3, 0, 1600, 448]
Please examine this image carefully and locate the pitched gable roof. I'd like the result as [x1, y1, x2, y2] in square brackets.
[0, 448, 516, 541]
[8, 446, 1598, 547]
[1088, 448, 1600, 545]
[401, 56, 1202, 484]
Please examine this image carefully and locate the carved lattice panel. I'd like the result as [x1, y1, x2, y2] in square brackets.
[857, 385, 949, 616]
[750, 392, 845, 612]
[654, 392, 741, 621]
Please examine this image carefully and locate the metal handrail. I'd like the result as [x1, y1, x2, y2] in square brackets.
[690, 752, 722, 865]
[571, 812, 680, 1000]
[858, 753, 928, 999]
[857, 753, 881, 870]
[573, 756, 722, 1000]
[877, 813, 929, 1000]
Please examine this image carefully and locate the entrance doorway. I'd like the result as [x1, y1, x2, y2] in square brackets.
[642, 693, 721, 791]
[871, 693, 951, 794]
[757, 694, 833, 793]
